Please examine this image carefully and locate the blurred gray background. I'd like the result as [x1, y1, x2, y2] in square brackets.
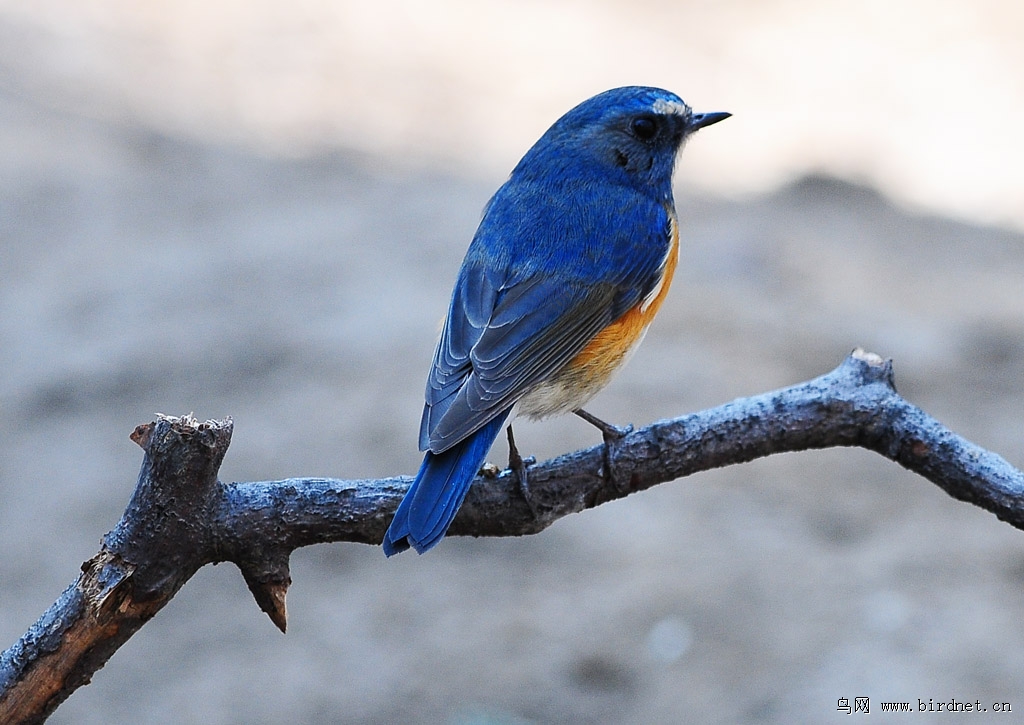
[3, 2, 1024, 723]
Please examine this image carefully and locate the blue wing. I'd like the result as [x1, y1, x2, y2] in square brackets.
[419, 179, 673, 454]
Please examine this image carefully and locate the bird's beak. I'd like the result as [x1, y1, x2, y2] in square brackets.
[687, 111, 731, 132]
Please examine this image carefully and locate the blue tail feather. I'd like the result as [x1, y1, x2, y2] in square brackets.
[383, 412, 509, 556]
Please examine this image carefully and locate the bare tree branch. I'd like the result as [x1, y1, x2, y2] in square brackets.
[2, 349, 1023, 723]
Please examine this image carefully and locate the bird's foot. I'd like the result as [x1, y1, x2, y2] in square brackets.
[506, 425, 539, 517]
[574, 409, 633, 493]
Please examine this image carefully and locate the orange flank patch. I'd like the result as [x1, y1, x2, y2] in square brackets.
[569, 213, 679, 381]
[515, 211, 680, 420]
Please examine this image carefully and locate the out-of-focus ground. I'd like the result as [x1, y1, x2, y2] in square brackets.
[2, 2, 1024, 723]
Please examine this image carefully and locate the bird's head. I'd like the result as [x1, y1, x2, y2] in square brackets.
[513, 86, 729, 198]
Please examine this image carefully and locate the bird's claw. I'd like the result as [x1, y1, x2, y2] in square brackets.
[507, 425, 540, 518]
[575, 409, 633, 494]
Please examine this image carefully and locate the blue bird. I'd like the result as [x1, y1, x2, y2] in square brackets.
[383, 86, 729, 555]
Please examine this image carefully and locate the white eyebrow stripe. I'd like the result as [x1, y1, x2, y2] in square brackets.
[651, 98, 691, 116]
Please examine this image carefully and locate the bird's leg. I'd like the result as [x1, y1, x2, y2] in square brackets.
[574, 409, 632, 442]
[506, 424, 539, 516]
[574, 409, 633, 492]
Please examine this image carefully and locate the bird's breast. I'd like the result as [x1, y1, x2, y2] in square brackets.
[515, 211, 680, 419]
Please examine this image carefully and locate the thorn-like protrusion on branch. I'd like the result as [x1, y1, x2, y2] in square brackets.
[241, 567, 291, 634]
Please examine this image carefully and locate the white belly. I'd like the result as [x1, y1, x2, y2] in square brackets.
[513, 325, 649, 420]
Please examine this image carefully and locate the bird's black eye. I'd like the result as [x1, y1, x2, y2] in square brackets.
[630, 115, 658, 141]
